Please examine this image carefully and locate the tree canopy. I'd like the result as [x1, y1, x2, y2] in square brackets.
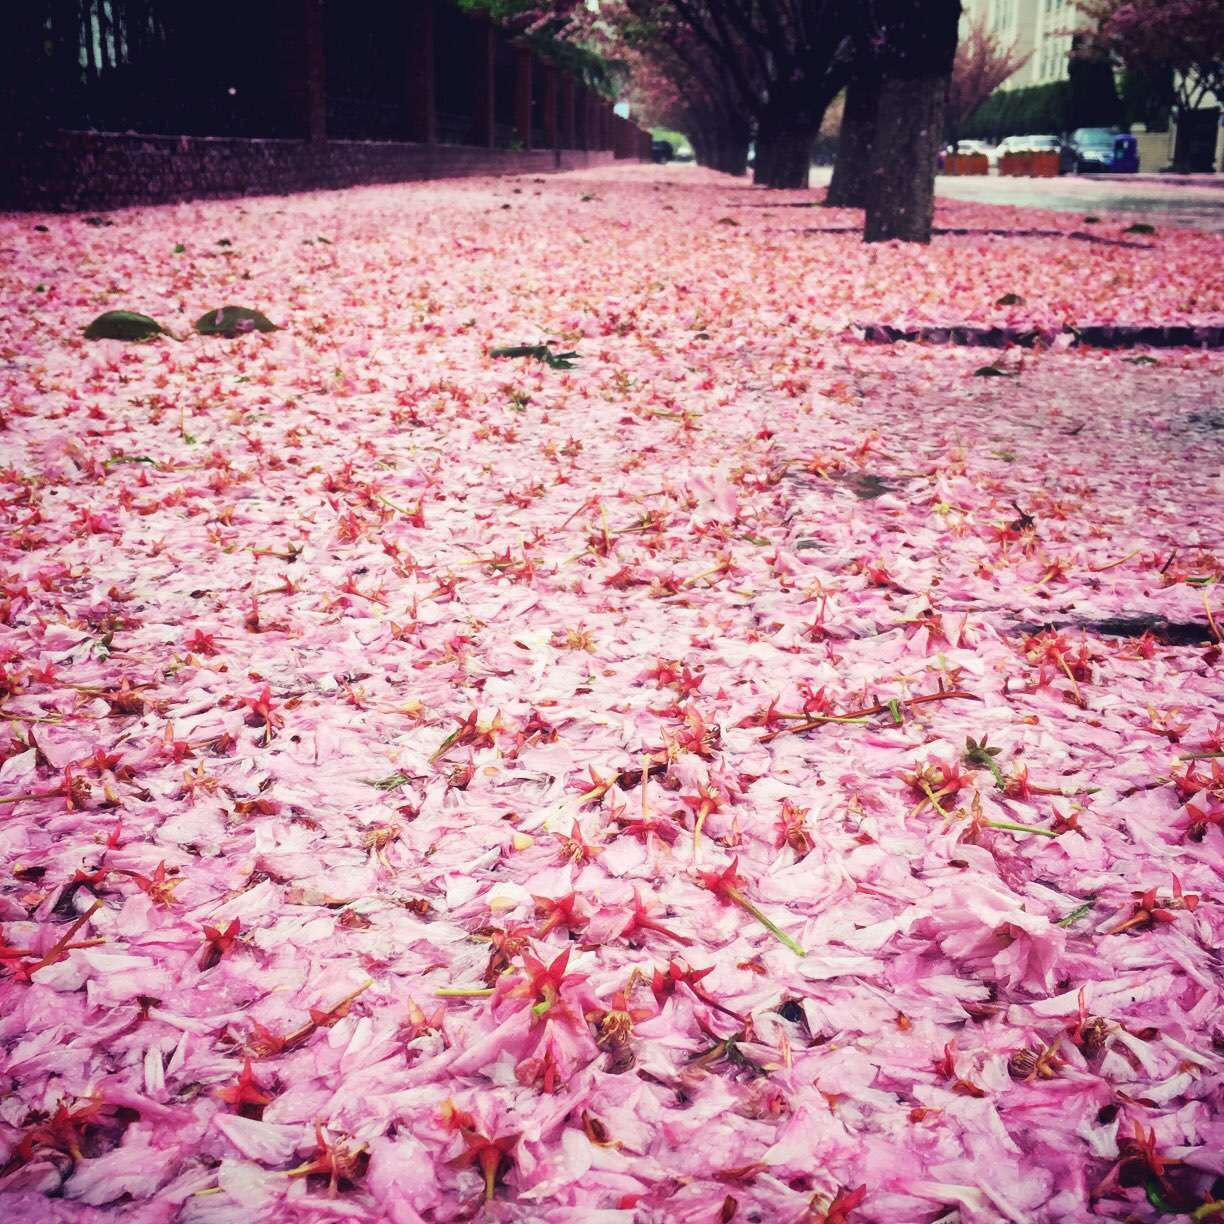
[1083, 0, 1224, 112]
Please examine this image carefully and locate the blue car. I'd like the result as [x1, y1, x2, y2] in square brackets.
[1066, 128, 1139, 174]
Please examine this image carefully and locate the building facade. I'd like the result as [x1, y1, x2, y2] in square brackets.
[961, 0, 1085, 91]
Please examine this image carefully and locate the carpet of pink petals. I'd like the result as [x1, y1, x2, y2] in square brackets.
[1, 164, 1222, 1223]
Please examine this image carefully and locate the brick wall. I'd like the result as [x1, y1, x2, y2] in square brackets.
[0, 130, 621, 213]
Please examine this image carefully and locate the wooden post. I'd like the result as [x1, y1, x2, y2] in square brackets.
[470, 16, 495, 148]
[304, 0, 326, 142]
[573, 83, 587, 150]
[560, 74, 576, 149]
[514, 47, 532, 150]
[543, 62, 559, 149]
[1, 4, 54, 134]
[406, 0, 436, 143]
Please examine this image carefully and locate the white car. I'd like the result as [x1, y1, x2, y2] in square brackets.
[997, 134, 1063, 156]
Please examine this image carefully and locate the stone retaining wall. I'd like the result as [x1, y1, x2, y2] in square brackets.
[0, 130, 622, 213]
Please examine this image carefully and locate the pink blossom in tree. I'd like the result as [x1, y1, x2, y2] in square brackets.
[1084, 0, 1224, 111]
[947, 16, 1033, 135]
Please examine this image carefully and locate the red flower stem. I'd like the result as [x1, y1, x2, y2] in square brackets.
[481, 1149, 500, 1201]
[0, 788, 63, 806]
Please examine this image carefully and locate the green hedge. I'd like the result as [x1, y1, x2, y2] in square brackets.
[961, 81, 1072, 140]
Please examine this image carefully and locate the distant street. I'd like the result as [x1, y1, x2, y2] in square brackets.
[808, 166, 1224, 231]
[935, 173, 1224, 232]
[934, 173, 1224, 232]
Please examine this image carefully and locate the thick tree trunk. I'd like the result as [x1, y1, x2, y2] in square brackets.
[862, 0, 961, 243]
[710, 121, 750, 175]
[753, 117, 814, 189]
[714, 136, 749, 176]
[825, 71, 879, 208]
[864, 74, 946, 242]
[691, 123, 749, 176]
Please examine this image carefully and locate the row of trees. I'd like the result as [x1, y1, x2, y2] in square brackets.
[467, 0, 964, 244]
[463, 1, 1222, 241]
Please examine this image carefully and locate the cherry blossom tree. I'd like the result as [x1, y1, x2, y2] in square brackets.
[824, 0, 963, 240]
[862, 0, 962, 243]
[477, 0, 858, 189]
[1083, 0, 1224, 113]
[622, 35, 752, 174]
[946, 16, 1032, 139]
[480, 0, 963, 239]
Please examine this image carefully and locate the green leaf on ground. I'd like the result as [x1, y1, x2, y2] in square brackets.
[83, 310, 165, 341]
[490, 344, 579, 370]
[995, 292, 1025, 306]
[974, 365, 1016, 378]
[194, 306, 279, 337]
[364, 772, 411, 791]
[1057, 900, 1095, 927]
[1124, 222, 1156, 235]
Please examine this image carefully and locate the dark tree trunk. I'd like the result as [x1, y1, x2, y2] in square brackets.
[863, 0, 961, 243]
[753, 113, 815, 189]
[710, 120, 750, 175]
[863, 74, 945, 241]
[690, 120, 749, 175]
[825, 70, 879, 208]
[1068, 34, 1121, 129]
[713, 134, 749, 176]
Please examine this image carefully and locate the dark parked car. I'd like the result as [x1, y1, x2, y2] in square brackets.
[1066, 128, 1139, 174]
[651, 140, 674, 164]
